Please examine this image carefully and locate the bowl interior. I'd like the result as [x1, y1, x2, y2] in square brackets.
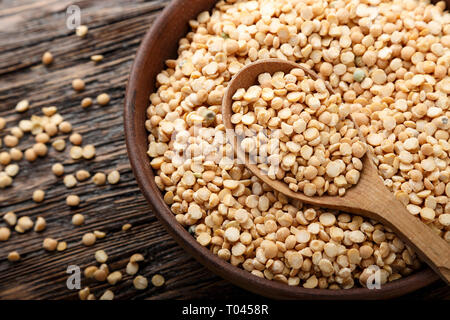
[124, 0, 440, 299]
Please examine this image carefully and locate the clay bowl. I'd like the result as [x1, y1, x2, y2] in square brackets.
[124, 0, 442, 299]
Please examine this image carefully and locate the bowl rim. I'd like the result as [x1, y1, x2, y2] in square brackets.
[124, 0, 439, 299]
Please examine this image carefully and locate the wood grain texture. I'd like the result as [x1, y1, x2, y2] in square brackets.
[0, 0, 448, 300]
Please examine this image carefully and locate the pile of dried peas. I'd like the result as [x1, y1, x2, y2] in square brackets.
[147, 0, 449, 289]
[231, 69, 367, 196]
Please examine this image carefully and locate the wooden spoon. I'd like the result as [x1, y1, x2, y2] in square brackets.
[222, 59, 450, 285]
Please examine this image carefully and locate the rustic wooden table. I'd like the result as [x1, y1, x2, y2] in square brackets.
[0, 0, 448, 300]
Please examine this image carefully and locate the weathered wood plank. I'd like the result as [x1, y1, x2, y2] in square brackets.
[0, 0, 253, 300]
[0, 0, 448, 300]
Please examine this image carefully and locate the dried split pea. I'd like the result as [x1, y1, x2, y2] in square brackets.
[15, 100, 29, 113]
[90, 55, 103, 62]
[10, 127, 23, 138]
[3, 212, 17, 226]
[42, 51, 53, 65]
[107, 170, 120, 184]
[43, 238, 58, 251]
[59, 121, 72, 133]
[78, 287, 90, 300]
[0, 175, 12, 189]
[75, 25, 88, 37]
[64, 175, 77, 188]
[57, 241, 67, 251]
[126, 262, 139, 275]
[151, 274, 165, 287]
[66, 194, 80, 207]
[32, 189, 45, 203]
[197, 232, 211, 246]
[84, 266, 98, 278]
[70, 146, 83, 159]
[4, 135, 19, 147]
[94, 269, 107, 282]
[0, 152, 11, 165]
[94, 230, 106, 239]
[34, 217, 46, 232]
[52, 139, 66, 152]
[75, 169, 90, 181]
[82, 232, 96, 246]
[92, 172, 106, 185]
[52, 163, 64, 176]
[97, 93, 110, 106]
[5, 164, 19, 177]
[95, 250, 108, 263]
[24, 148, 37, 162]
[0, 227, 11, 241]
[107, 271, 122, 285]
[99, 290, 114, 300]
[33, 143, 48, 157]
[9, 148, 23, 161]
[72, 79, 85, 91]
[18, 120, 32, 132]
[42, 106, 57, 116]
[35, 132, 50, 144]
[133, 275, 148, 290]
[69, 133, 83, 145]
[16, 216, 33, 233]
[8, 251, 20, 262]
[82, 145, 96, 159]
[130, 253, 144, 263]
[81, 97, 92, 108]
[353, 69, 365, 82]
[72, 213, 85, 226]
[44, 122, 58, 136]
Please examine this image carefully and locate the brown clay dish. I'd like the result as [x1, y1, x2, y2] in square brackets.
[124, 0, 444, 299]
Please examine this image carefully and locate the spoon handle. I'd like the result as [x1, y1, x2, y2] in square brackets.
[361, 192, 450, 285]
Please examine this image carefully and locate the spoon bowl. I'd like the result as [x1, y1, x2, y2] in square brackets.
[222, 59, 450, 284]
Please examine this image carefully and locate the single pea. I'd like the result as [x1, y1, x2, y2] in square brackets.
[42, 51, 53, 65]
[151, 274, 165, 287]
[353, 68, 366, 82]
[201, 110, 216, 126]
